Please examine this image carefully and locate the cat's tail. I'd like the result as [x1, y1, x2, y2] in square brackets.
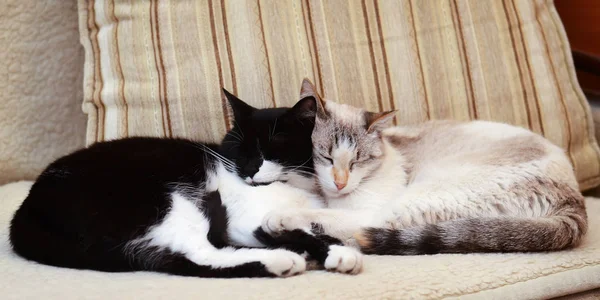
[354, 205, 587, 255]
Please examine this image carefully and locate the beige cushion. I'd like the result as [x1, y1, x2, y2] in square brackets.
[0, 1, 86, 185]
[78, 0, 600, 191]
[2, 181, 600, 299]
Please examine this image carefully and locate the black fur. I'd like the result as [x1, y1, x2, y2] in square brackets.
[221, 90, 316, 180]
[360, 228, 405, 255]
[9, 92, 320, 278]
[253, 228, 342, 265]
[9, 138, 224, 275]
[360, 226, 447, 255]
[201, 191, 229, 249]
[418, 224, 443, 254]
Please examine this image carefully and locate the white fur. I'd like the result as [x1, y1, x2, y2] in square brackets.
[262, 107, 580, 244]
[324, 101, 366, 125]
[130, 156, 366, 276]
[126, 191, 306, 276]
[327, 141, 407, 210]
[247, 160, 283, 184]
[324, 245, 363, 274]
[285, 172, 317, 192]
[213, 163, 324, 247]
[126, 162, 331, 277]
[187, 247, 306, 277]
[244, 159, 317, 192]
[262, 208, 381, 241]
[141, 192, 211, 254]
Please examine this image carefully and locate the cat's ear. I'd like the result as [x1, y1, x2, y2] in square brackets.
[222, 88, 255, 122]
[365, 110, 397, 133]
[289, 96, 317, 122]
[300, 78, 328, 119]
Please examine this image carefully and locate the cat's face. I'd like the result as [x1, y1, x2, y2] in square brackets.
[300, 81, 395, 197]
[220, 89, 317, 190]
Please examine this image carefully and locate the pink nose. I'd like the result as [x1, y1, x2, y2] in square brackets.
[335, 182, 347, 190]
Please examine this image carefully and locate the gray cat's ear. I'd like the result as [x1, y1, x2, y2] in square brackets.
[222, 88, 255, 122]
[300, 78, 328, 119]
[365, 110, 397, 133]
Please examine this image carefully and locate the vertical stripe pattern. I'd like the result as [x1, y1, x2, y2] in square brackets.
[78, 0, 600, 191]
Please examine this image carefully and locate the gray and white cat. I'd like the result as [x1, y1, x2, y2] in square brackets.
[262, 79, 587, 254]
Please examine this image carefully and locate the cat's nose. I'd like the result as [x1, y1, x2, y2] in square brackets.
[243, 160, 262, 177]
[333, 167, 349, 190]
[243, 165, 260, 177]
[335, 181, 347, 190]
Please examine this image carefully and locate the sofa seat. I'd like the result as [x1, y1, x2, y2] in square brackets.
[2, 181, 600, 300]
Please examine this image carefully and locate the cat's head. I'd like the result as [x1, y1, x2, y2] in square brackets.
[301, 80, 396, 197]
[220, 89, 317, 190]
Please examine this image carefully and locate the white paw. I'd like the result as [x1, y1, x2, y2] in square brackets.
[262, 211, 311, 235]
[262, 249, 307, 277]
[324, 245, 363, 275]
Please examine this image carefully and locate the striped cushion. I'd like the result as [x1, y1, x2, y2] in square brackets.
[78, 0, 600, 191]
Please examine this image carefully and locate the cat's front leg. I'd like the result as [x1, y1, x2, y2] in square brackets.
[262, 209, 314, 234]
[262, 208, 376, 241]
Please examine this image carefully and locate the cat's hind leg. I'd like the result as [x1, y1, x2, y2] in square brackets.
[182, 247, 306, 277]
[128, 244, 306, 278]
[135, 247, 303, 278]
[128, 192, 306, 278]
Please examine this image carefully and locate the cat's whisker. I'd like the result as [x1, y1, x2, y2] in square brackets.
[270, 118, 278, 142]
[284, 169, 314, 176]
[287, 171, 314, 177]
[285, 156, 313, 173]
[194, 144, 238, 170]
[226, 131, 242, 142]
[285, 164, 313, 170]
[284, 168, 315, 174]
[285, 169, 314, 175]
[268, 124, 272, 142]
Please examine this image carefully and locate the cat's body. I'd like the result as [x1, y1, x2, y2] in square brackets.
[11, 137, 308, 277]
[9, 91, 363, 278]
[262, 80, 587, 255]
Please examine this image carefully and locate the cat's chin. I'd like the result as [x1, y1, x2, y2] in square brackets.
[323, 187, 356, 198]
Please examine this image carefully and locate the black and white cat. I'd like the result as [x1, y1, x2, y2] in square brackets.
[9, 91, 362, 278]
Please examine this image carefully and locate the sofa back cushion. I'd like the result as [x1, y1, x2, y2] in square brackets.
[78, 0, 600, 191]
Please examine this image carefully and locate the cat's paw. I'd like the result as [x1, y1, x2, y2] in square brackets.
[262, 211, 312, 235]
[262, 249, 307, 277]
[324, 245, 363, 275]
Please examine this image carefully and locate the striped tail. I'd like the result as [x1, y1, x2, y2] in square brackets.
[355, 211, 587, 255]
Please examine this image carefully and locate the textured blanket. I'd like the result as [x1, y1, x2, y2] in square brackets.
[0, 1, 86, 185]
[1, 181, 599, 299]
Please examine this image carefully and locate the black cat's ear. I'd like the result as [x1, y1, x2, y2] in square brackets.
[365, 110, 397, 133]
[299, 78, 328, 119]
[222, 88, 255, 122]
[289, 96, 317, 120]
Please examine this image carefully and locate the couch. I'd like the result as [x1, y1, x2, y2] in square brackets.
[2, 1, 600, 299]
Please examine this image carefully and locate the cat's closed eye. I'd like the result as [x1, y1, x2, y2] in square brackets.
[319, 153, 333, 164]
[353, 155, 376, 165]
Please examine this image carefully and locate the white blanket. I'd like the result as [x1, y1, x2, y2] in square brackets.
[2, 181, 599, 300]
[0, 0, 86, 185]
